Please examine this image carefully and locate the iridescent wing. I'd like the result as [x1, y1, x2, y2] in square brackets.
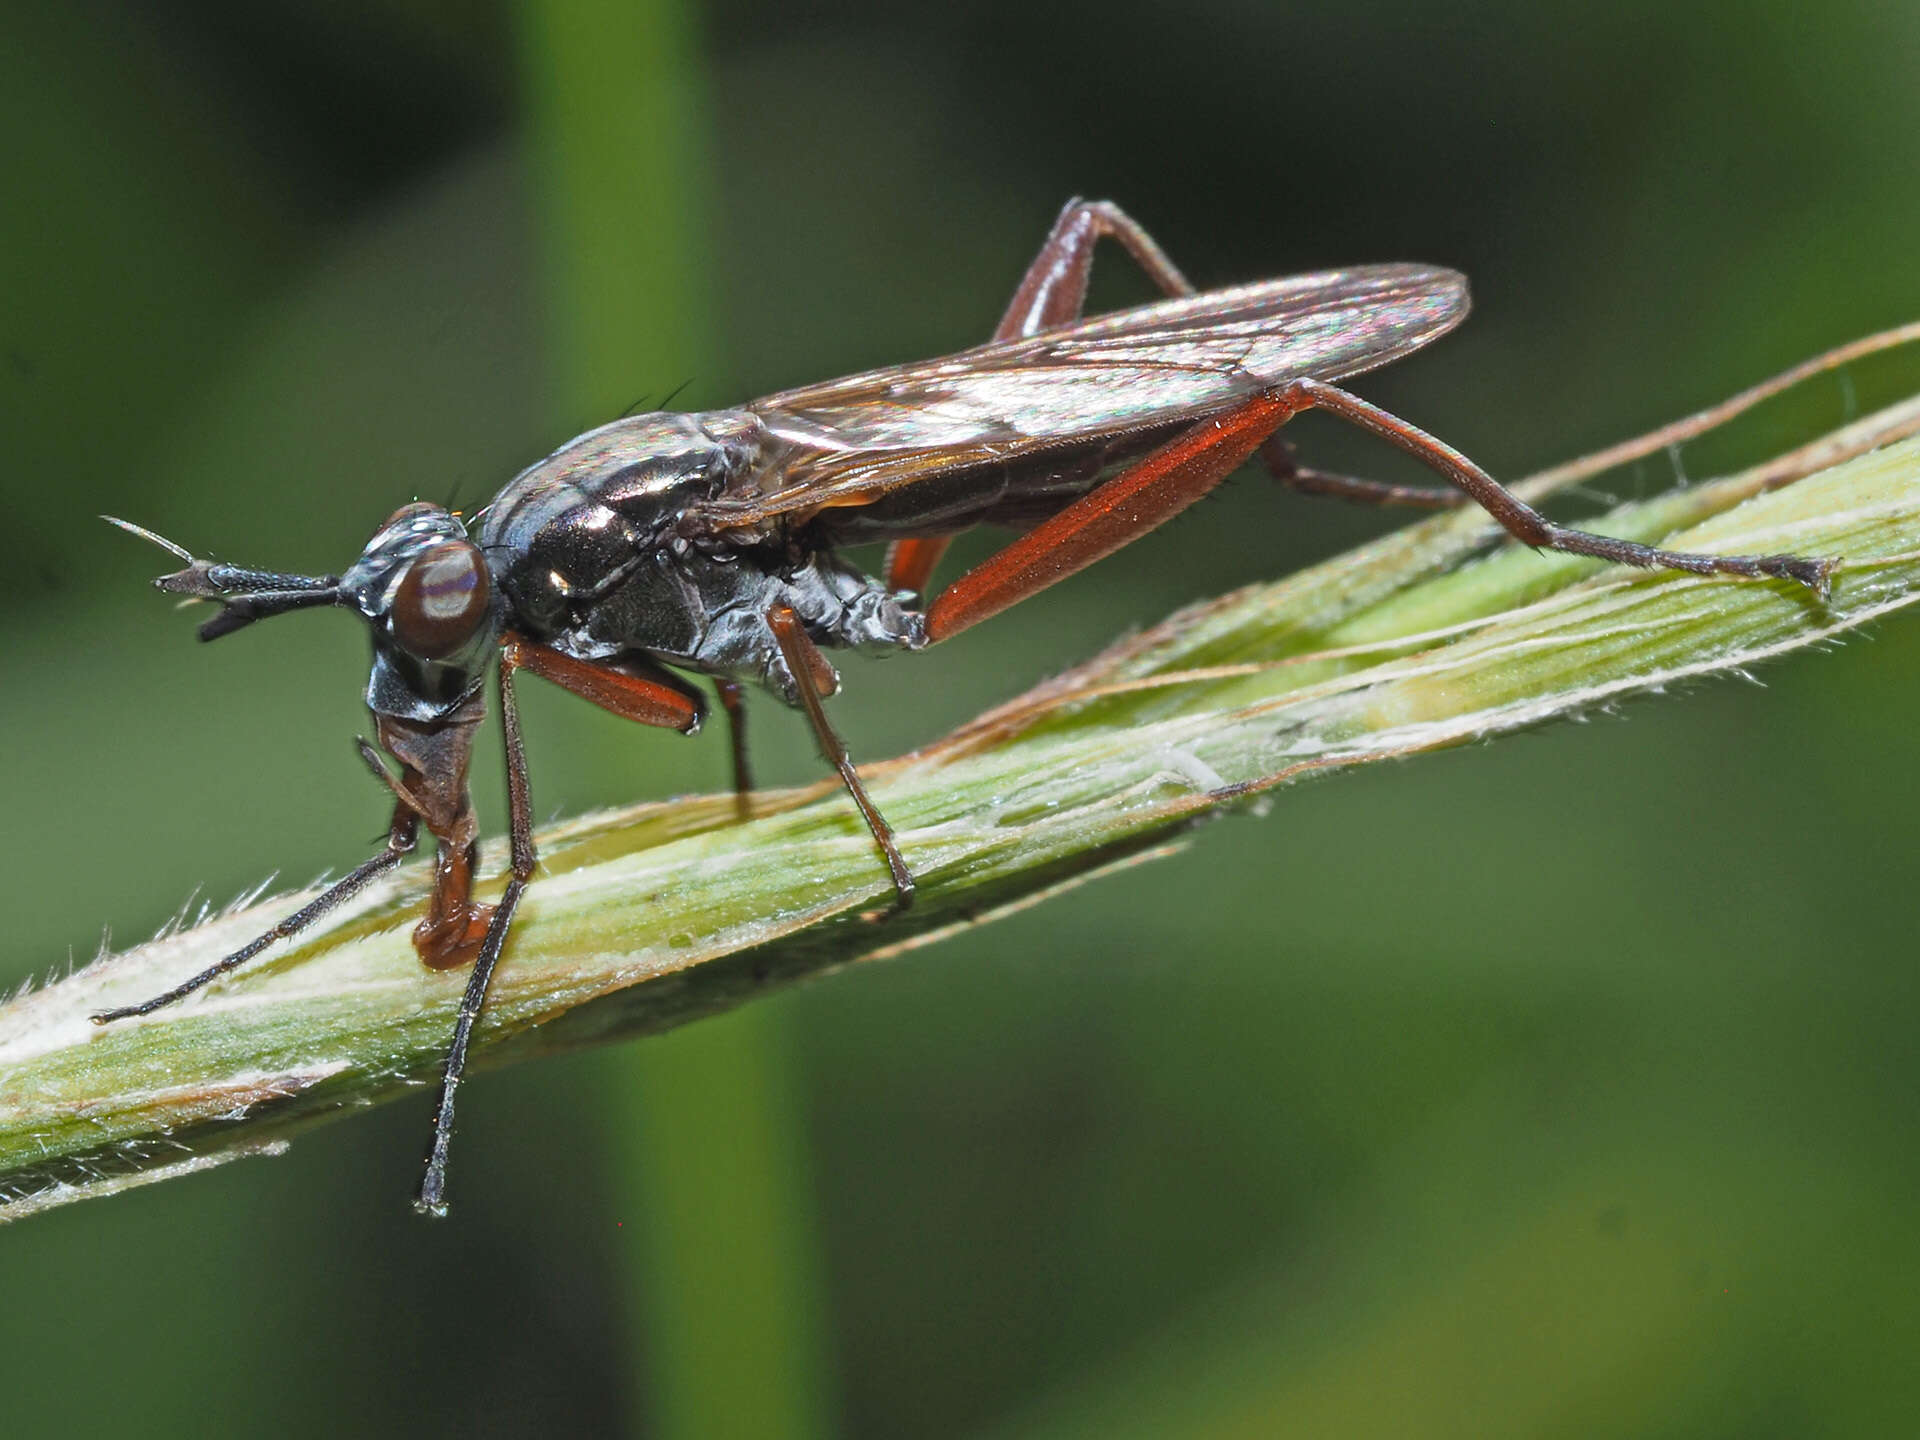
[702, 264, 1467, 526]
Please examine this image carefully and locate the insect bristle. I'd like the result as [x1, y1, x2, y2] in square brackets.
[101, 515, 195, 564]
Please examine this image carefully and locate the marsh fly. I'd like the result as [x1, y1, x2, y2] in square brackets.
[95, 199, 1836, 1214]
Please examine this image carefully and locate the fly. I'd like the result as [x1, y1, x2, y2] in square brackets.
[93, 199, 1836, 1215]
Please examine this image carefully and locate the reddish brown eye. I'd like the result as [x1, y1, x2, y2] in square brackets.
[392, 541, 490, 659]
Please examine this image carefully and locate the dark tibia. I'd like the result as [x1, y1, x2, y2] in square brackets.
[415, 648, 540, 1217]
[1259, 436, 1466, 509]
[413, 874, 525, 1218]
[92, 803, 420, 1023]
[766, 605, 915, 906]
[715, 677, 753, 819]
[1290, 379, 1835, 595]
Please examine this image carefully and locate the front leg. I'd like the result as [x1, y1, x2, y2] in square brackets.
[417, 649, 541, 1216]
[500, 634, 706, 732]
[371, 692, 494, 971]
[419, 641, 733, 1212]
[93, 773, 421, 1023]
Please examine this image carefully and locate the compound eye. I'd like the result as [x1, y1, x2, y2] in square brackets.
[392, 541, 490, 659]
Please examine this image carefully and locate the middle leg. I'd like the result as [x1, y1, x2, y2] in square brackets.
[714, 677, 753, 821]
[766, 604, 915, 906]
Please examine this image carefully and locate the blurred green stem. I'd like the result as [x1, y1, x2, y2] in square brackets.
[515, 4, 832, 1436]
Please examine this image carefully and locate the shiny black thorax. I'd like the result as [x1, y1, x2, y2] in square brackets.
[478, 411, 922, 705]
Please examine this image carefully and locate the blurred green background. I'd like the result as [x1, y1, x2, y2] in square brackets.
[6, 1, 1920, 1434]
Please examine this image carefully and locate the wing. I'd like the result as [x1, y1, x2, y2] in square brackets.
[707, 263, 1467, 525]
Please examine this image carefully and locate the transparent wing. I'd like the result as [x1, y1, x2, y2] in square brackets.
[706, 264, 1467, 524]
